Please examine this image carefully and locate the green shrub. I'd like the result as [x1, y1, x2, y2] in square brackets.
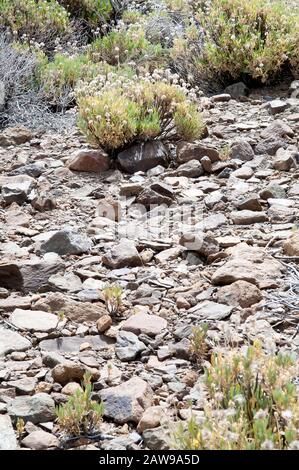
[195, 0, 299, 83]
[0, 0, 70, 41]
[58, 0, 112, 27]
[76, 70, 204, 151]
[56, 372, 104, 437]
[190, 324, 209, 365]
[103, 284, 123, 315]
[174, 343, 299, 450]
[89, 25, 166, 68]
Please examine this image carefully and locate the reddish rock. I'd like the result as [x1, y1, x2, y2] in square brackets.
[68, 149, 110, 172]
[121, 313, 167, 337]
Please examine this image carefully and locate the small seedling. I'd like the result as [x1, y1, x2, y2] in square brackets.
[190, 324, 209, 365]
[102, 284, 123, 316]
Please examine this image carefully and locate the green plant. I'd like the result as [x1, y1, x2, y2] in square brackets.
[174, 343, 299, 450]
[0, 0, 70, 41]
[195, 0, 299, 83]
[190, 324, 209, 365]
[219, 144, 232, 161]
[16, 418, 25, 443]
[103, 284, 123, 315]
[56, 372, 104, 437]
[76, 69, 204, 151]
[89, 25, 166, 68]
[58, 0, 112, 27]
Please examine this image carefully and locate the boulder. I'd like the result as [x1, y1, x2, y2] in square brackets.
[117, 142, 168, 174]
[68, 149, 110, 172]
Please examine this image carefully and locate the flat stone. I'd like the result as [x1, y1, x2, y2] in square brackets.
[268, 99, 289, 114]
[100, 377, 153, 424]
[7, 393, 55, 424]
[0, 296, 32, 312]
[176, 142, 219, 164]
[0, 327, 31, 356]
[102, 239, 142, 269]
[137, 406, 164, 433]
[231, 210, 268, 225]
[122, 313, 167, 337]
[8, 377, 37, 395]
[39, 335, 114, 353]
[9, 309, 58, 333]
[39, 229, 92, 256]
[0, 415, 18, 449]
[189, 300, 233, 320]
[22, 430, 59, 450]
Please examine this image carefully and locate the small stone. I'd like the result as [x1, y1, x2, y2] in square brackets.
[68, 149, 110, 173]
[9, 309, 58, 333]
[39, 229, 92, 256]
[230, 139, 254, 161]
[235, 194, 262, 211]
[201, 156, 212, 173]
[176, 142, 219, 164]
[8, 377, 37, 395]
[118, 141, 168, 173]
[212, 93, 231, 102]
[137, 406, 163, 433]
[180, 231, 219, 257]
[260, 183, 286, 200]
[115, 331, 146, 361]
[175, 160, 203, 178]
[0, 415, 18, 449]
[0, 326, 31, 356]
[22, 430, 58, 450]
[97, 315, 112, 333]
[61, 382, 83, 395]
[230, 166, 254, 180]
[51, 361, 86, 385]
[231, 210, 268, 225]
[176, 296, 191, 309]
[273, 148, 296, 171]
[284, 232, 299, 256]
[121, 313, 167, 337]
[224, 82, 248, 100]
[102, 239, 142, 269]
[268, 99, 289, 114]
[216, 280, 263, 308]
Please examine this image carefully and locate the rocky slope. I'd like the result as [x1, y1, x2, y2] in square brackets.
[0, 80, 299, 450]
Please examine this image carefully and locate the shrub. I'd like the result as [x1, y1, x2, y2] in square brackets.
[56, 372, 104, 437]
[89, 24, 166, 68]
[190, 324, 209, 365]
[76, 69, 204, 151]
[194, 0, 299, 83]
[58, 0, 112, 27]
[0, 0, 70, 42]
[103, 284, 123, 315]
[174, 343, 299, 450]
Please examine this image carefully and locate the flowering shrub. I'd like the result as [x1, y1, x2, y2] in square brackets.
[0, 0, 70, 41]
[76, 69, 204, 151]
[59, 0, 112, 27]
[174, 343, 299, 450]
[195, 0, 299, 83]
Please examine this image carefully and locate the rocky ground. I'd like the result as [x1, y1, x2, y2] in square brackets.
[0, 79, 299, 450]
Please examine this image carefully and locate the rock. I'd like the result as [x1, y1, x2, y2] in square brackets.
[201, 156, 212, 172]
[51, 361, 86, 385]
[7, 393, 55, 424]
[8, 377, 37, 395]
[61, 382, 83, 395]
[40, 335, 114, 354]
[137, 406, 163, 433]
[176, 296, 191, 309]
[230, 166, 254, 180]
[189, 300, 233, 320]
[290, 80, 299, 97]
[137, 183, 175, 208]
[155, 246, 184, 264]
[255, 137, 286, 155]
[0, 126, 32, 146]
[48, 272, 82, 293]
[33, 292, 108, 322]
[283, 232, 299, 256]
[268, 99, 289, 114]
[260, 120, 294, 140]
[0, 80, 5, 111]
[100, 377, 153, 424]
[9, 309, 58, 333]
[212, 243, 282, 288]
[0, 326, 31, 356]
[205, 190, 225, 208]
[8, 162, 44, 178]
[179, 231, 219, 257]
[31, 194, 57, 212]
[273, 148, 296, 171]
[20, 259, 65, 293]
[22, 430, 59, 450]
[230, 139, 254, 161]
[224, 82, 248, 100]
[230, 210, 268, 225]
[96, 197, 121, 222]
[260, 183, 286, 200]
[176, 142, 219, 164]
[121, 313, 167, 337]
[142, 426, 170, 450]
[102, 239, 142, 269]
[0, 175, 36, 205]
[0, 415, 18, 450]
[174, 160, 203, 177]
[234, 194, 262, 211]
[0, 263, 23, 290]
[115, 331, 146, 361]
[97, 315, 112, 333]
[117, 141, 168, 173]
[68, 149, 110, 172]
[39, 229, 92, 256]
[42, 351, 64, 368]
[196, 213, 228, 231]
[212, 93, 231, 102]
[119, 183, 143, 197]
[216, 281, 263, 308]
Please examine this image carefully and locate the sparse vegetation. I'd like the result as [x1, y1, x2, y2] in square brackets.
[190, 324, 209, 365]
[103, 284, 123, 315]
[174, 343, 299, 450]
[56, 372, 104, 437]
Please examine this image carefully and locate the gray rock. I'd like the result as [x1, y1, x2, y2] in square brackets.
[231, 210, 268, 225]
[0, 415, 18, 450]
[7, 393, 55, 424]
[268, 99, 289, 114]
[39, 335, 114, 353]
[0, 326, 31, 356]
[100, 377, 153, 424]
[137, 182, 175, 208]
[0, 175, 36, 205]
[9, 309, 58, 333]
[273, 148, 296, 171]
[20, 259, 65, 293]
[8, 377, 37, 395]
[118, 141, 168, 174]
[260, 183, 286, 200]
[224, 82, 249, 100]
[39, 230, 92, 255]
[234, 194, 262, 211]
[8, 163, 45, 178]
[189, 300, 233, 320]
[115, 331, 146, 361]
[230, 139, 254, 161]
[22, 430, 59, 450]
[102, 239, 142, 269]
[175, 159, 203, 178]
[143, 426, 170, 450]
